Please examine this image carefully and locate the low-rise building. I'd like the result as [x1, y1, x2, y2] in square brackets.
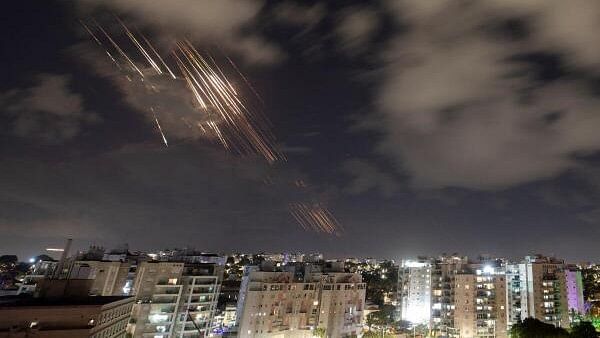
[69, 261, 131, 296]
[0, 295, 133, 338]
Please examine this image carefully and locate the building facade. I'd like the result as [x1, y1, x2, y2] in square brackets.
[236, 268, 366, 338]
[398, 259, 432, 325]
[128, 261, 222, 338]
[396, 254, 584, 338]
[316, 273, 365, 338]
[0, 295, 133, 338]
[565, 267, 585, 316]
[430, 255, 470, 337]
[506, 256, 570, 328]
[70, 261, 131, 296]
[453, 265, 507, 338]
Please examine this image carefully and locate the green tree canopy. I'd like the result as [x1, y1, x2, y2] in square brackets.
[312, 327, 326, 338]
[366, 304, 396, 328]
[510, 318, 570, 338]
[362, 331, 394, 338]
[570, 321, 598, 338]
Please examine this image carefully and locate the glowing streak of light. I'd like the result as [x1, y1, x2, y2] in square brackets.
[225, 54, 264, 105]
[151, 107, 168, 147]
[82, 18, 281, 161]
[288, 203, 343, 235]
[116, 17, 163, 75]
[81, 17, 341, 236]
[79, 20, 102, 45]
[94, 20, 144, 78]
[139, 31, 177, 79]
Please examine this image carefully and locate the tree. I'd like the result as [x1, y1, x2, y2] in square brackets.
[0, 255, 18, 265]
[362, 331, 394, 338]
[582, 268, 600, 301]
[0, 255, 20, 289]
[312, 327, 326, 338]
[361, 261, 398, 306]
[510, 318, 570, 338]
[33, 254, 55, 262]
[366, 304, 396, 328]
[570, 321, 598, 338]
[413, 324, 429, 337]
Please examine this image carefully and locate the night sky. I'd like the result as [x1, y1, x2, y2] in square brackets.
[2, 0, 600, 261]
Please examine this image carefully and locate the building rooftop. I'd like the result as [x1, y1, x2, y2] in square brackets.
[0, 295, 132, 307]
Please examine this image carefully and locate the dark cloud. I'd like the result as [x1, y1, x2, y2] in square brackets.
[278, 144, 312, 155]
[271, 1, 325, 29]
[1, 74, 98, 142]
[0, 142, 316, 257]
[4, 0, 600, 261]
[341, 158, 399, 197]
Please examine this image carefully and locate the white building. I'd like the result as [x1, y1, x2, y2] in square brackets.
[236, 268, 366, 338]
[128, 261, 222, 338]
[315, 272, 366, 338]
[398, 260, 432, 325]
[69, 260, 131, 296]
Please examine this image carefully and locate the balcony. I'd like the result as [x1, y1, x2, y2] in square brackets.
[151, 298, 179, 305]
[154, 290, 181, 296]
[150, 304, 177, 313]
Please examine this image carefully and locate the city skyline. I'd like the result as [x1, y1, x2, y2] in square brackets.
[3, 1, 600, 261]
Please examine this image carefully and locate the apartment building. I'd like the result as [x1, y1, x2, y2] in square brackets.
[315, 272, 365, 338]
[395, 254, 585, 337]
[565, 267, 585, 315]
[236, 271, 318, 338]
[236, 267, 366, 338]
[1, 276, 133, 338]
[128, 261, 222, 338]
[69, 261, 131, 296]
[0, 295, 133, 338]
[453, 265, 507, 338]
[505, 256, 570, 329]
[430, 255, 470, 337]
[398, 259, 432, 325]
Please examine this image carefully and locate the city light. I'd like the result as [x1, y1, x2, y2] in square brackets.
[483, 265, 495, 274]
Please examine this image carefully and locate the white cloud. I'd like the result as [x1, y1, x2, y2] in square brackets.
[488, 0, 600, 67]
[1, 74, 97, 142]
[78, 0, 283, 65]
[335, 7, 379, 53]
[367, 0, 600, 190]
